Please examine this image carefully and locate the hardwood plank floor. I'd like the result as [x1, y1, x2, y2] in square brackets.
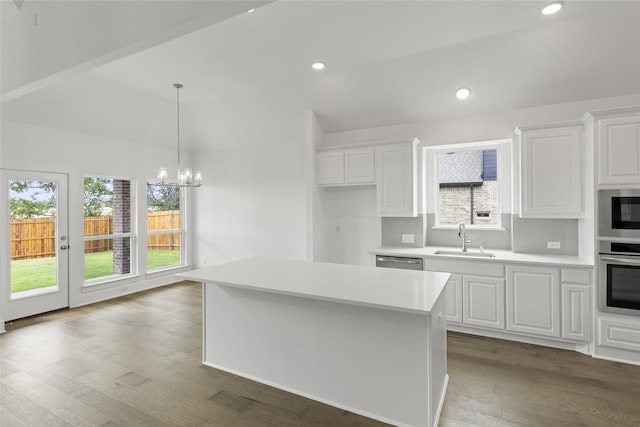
[1, 281, 639, 426]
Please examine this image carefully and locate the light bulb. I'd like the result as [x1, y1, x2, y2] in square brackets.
[455, 87, 471, 100]
[158, 168, 168, 184]
[542, 2, 563, 15]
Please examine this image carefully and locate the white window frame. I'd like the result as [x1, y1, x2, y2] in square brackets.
[146, 182, 186, 273]
[83, 176, 137, 286]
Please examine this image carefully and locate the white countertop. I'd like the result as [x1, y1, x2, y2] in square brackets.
[372, 246, 594, 268]
[178, 257, 450, 315]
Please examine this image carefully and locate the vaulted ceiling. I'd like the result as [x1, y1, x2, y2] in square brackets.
[2, 1, 640, 151]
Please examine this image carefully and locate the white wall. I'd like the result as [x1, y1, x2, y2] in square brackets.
[192, 119, 309, 267]
[0, 119, 191, 312]
[314, 94, 640, 264]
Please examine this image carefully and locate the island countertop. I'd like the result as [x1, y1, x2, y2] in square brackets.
[178, 257, 450, 315]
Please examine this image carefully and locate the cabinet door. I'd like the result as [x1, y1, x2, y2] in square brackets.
[463, 276, 505, 330]
[445, 274, 463, 324]
[317, 151, 344, 185]
[598, 317, 640, 352]
[520, 125, 583, 218]
[376, 143, 417, 217]
[344, 148, 375, 184]
[597, 114, 640, 186]
[561, 283, 591, 342]
[506, 266, 560, 338]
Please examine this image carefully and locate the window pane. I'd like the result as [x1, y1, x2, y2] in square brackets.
[84, 237, 131, 280]
[437, 149, 499, 226]
[84, 177, 134, 283]
[147, 183, 182, 271]
[9, 179, 59, 295]
[147, 184, 180, 217]
[147, 234, 181, 270]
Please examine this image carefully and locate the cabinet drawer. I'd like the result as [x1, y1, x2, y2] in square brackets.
[424, 258, 504, 277]
[598, 318, 640, 352]
[561, 269, 591, 284]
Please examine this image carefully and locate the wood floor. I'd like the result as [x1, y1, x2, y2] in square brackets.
[1, 281, 639, 427]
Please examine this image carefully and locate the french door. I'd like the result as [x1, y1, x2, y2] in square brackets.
[1, 169, 69, 321]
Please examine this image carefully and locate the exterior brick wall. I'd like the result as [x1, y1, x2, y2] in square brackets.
[438, 181, 499, 226]
[112, 179, 131, 274]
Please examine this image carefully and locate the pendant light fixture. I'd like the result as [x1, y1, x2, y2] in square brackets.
[157, 83, 202, 187]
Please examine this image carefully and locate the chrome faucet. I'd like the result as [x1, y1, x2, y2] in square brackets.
[458, 222, 471, 252]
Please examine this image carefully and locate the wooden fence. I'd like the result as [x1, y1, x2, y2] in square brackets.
[10, 210, 180, 261]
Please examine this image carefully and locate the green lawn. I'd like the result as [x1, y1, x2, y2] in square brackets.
[10, 250, 181, 293]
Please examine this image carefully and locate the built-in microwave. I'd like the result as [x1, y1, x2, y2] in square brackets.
[599, 189, 640, 238]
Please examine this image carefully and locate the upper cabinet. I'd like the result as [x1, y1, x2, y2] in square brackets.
[317, 147, 374, 186]
[515, 122, 583, 218]
[594, 107, 640, 187]
[317, 150, 345, 185]
[376, 140, 419, 217]
[317, 138, 419, 217]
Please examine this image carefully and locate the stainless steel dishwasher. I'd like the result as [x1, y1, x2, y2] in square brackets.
[375, 255, 424, 270]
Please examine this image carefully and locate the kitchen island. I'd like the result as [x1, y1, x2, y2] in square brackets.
[179, 257, 450, 427]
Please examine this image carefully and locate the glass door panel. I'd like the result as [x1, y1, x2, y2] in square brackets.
[1, 170, 69, 321]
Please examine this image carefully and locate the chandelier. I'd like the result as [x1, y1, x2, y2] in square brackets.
[157, 83, 202, 187]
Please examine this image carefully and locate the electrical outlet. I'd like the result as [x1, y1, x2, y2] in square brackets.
[402, 234, 415, 244]
[547, 241, 561, 249]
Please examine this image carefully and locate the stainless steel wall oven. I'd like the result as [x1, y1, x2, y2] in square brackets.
[599, 241, 640, 316]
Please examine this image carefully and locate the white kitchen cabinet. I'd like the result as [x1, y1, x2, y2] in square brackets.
[561, 268, 592, 343]
[562, 284, 591, 342]
[317, 150, 345, 185]
[595, 107, 640, 186]
[445, 274, 463, 324]
[463, 275, 505, 330]
[424, 259, 504, 329]
[516, 122, 583, 218]
[376, 140, 419, 217]
[345, 148, 375, 184]
[317, 148, 374, 186]
[598, 316, 640, 352]
[506, 265, 561, 338]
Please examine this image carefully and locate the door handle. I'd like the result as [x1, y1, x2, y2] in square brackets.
[60, 245, 68, 250]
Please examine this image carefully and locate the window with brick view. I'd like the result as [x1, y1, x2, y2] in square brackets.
[436, 149, 499, 227]
[83, 177, 134, 284]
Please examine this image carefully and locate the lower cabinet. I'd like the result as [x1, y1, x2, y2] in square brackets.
[506, 265, 560, 338]
[437, 261, 592, 344]
[443, 274, 505, 331]
[445, 274, 463, 324]
[561, 283, 591, 342]
[463, 275, 505, 330]
[598, 316, 640, 352]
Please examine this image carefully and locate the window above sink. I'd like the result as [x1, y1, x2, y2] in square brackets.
[424, 139, 511, 231]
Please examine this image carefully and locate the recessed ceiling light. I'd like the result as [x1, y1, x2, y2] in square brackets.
[312, 62, 326, 71]
[541, 1, 563, 15]
[247, 8, 256, 13]
[455, 87, 471, 100]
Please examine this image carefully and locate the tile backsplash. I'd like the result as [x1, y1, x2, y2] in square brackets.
[511, 216, 578, 255]
[426, 213, 512, 249]
[383, 214, 579, 255]
[381, 215, 426, 248]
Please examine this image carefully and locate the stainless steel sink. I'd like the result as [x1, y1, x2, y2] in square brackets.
[434, 250, 496, 258]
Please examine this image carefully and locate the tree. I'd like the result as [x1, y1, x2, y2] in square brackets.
[84, 178, 112, 216]
[10, 198, 52, 219]
[147, 184, 180, 211]
[9, 180, 56, 219]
